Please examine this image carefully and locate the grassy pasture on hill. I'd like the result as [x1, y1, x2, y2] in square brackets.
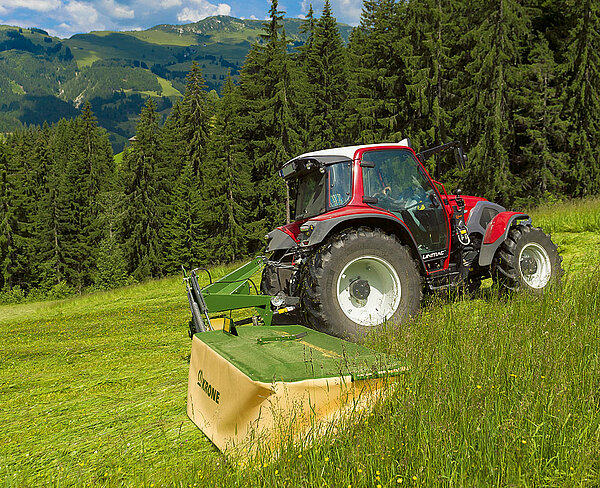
[1, 200, 599, 487]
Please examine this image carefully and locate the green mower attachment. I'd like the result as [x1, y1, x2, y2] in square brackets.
[183, 258, 296, 337]
[183, 260, 409, 453]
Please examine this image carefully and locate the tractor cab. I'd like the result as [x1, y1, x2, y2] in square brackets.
[281, 154, 353, 221]
[275, 141, 457, 269]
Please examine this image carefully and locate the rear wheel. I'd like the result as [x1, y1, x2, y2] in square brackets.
[492, 224, 563, 293]
[260, 263, 281, 296]
[299, 228, 422, 340]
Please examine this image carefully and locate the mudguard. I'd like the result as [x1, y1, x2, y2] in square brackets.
[298, 213, 420, 256]
[478, 211, 531, 266]
[266, 228, 298, 252]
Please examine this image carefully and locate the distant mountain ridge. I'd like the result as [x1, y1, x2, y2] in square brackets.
[0, 16, 353, 151]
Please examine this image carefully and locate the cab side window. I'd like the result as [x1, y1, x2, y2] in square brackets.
[362, 149, 448, 257]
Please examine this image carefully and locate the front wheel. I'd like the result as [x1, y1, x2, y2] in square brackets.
[492, 224, 563, 293]
[299, 228, 422, 340]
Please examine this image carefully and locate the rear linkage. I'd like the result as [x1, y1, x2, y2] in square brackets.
[182, 257, 299, 338]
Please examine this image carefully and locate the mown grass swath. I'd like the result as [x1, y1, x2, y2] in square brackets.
[1, 202, 599, 487]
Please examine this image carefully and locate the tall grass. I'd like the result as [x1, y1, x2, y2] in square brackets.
[529, 196, 600, 233]
[198, 272, 600, 487]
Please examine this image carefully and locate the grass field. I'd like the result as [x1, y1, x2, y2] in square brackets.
[1, 200, 599, 487]
[73, 51, 102, 69]
[127, 30, 199, 47]
[139, 76, 183, 99]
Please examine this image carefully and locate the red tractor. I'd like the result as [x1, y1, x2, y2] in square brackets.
[261, 140, 563, 339]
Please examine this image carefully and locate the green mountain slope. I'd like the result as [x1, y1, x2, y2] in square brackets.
[0, 17, 353, 151]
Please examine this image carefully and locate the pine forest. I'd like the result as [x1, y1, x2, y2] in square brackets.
[1, 0, 599, 300]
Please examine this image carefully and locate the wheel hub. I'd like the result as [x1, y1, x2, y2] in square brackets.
[349, 279, 370, 300]
[518, 242, 552, 289]
[520, 255, 538, 276]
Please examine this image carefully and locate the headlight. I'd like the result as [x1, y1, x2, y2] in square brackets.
[299, 223, 315, 242]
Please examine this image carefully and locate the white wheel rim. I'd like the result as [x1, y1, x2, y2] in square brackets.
[519, 242, 552, 289]
[336, 256, 401, 327]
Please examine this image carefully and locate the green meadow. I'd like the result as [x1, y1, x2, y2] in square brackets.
[1, 199, 599, 487]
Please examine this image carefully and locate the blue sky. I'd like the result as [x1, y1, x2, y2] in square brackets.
[0, 0, 362, 38]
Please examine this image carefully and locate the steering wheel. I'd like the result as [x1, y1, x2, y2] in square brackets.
[371, 186, 392, 198]
[370, 186, 396, 205]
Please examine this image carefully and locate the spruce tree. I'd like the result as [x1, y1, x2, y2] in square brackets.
[180, 62, 212, 180]
[237, 0, 303, 245]
[94, 190, 128, 289]
[1, 130, 37, 290]
[55, 103, 115, 291]
[345, 0, 408, 143]
[203, 76, 253, 262]
[561, 0, 600, 196]
[162, 163, 205, 272]
[298, 3, 316, 64]
[304, 0, 349, 149]
[120, 98, 164, 280]
[402, 0, 457, 176]
[458, 0, 530, 205]
[0, 139, 16, 290]
[515, 34, 567, 199]
[39, 118, 76, 287]
[159, 100, 187, 183]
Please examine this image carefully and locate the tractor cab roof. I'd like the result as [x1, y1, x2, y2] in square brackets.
[279, 139, 412, 180]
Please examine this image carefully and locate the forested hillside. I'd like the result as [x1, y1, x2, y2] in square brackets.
[0, 17, 352, 151]
[1, 0, 599, 300]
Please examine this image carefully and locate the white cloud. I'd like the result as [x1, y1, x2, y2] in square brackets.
[63, 0, 104, 32]
[140, 0, 181, 8]
[65, 1, 98, 22]
[101, 0, 134, 19]
[177, 7, 198, 21]
[159, 0, 182, 7]
[177, 0, 230, 22]
[0, 0, 61, 12]
[333, 0, 361, 24]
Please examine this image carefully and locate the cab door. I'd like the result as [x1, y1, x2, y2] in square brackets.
[361, 148, 449, 262]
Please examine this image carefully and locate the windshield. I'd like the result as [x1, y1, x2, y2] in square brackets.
[293, 161, 352, 220]
[295, 170, 326, 220]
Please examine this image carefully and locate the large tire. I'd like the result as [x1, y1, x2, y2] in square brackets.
[260, 263, 282, 296]
[299, 228, 422, 340]
[492, 224, 563, 294]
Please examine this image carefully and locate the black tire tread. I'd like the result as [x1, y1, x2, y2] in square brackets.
[492, 224, 563, 293]
[260, 263, 280, 296]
